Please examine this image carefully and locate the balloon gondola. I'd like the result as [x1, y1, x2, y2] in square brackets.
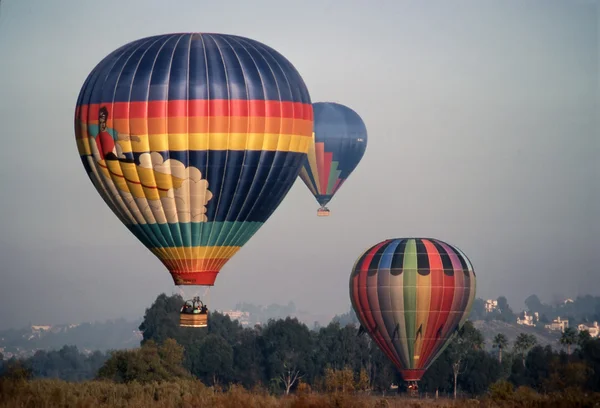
[349, 238, 476, 392]
[74, 33, 313, 327]
[179, 296, 209, 328]
[298, 102, 367, 216]
[317, 206, 330, 217]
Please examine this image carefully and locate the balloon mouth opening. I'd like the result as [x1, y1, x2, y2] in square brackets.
[400, 369, 425, 382]
[170, 271, 219, 286]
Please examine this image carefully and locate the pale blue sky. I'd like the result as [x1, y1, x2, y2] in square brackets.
[0, 0, 597, 329]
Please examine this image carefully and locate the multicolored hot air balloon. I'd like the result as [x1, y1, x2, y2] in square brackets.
[349, 238, 476, 387]
[298, 102, 367, 216]
[74, 33, 313, 327]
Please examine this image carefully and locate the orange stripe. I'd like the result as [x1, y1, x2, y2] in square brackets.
[76, 100, 313, 121]
[76, 117, 312, 139]
[315, 142, 326, 195]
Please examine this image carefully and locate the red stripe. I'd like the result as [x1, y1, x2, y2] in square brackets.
[357, 241, 403, 370]
[315, 142, 325, 194]
[333, 178, 345, 195]
[418, 240, 444, 366]
[76, 100, 313, 121]
[425, 261, 456, 363]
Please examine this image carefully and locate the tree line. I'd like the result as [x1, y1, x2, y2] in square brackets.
[1, 293, 600, 399]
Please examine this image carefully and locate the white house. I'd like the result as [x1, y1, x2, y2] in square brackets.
[517, 311, 539, 327]
[545, 317, 569, 333]
[578, 322, 599, 338]
[485, 300, 498, 313]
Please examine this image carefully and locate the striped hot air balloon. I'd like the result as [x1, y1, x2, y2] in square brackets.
[298, 102, 367, 216]
[349, 238, 476, 384]
[74, 33, 313, 325]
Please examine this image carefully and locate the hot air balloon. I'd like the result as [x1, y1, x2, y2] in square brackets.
[349, 238, 476, 390]
[74, 33, 313, 327]
[298, 102, 367, 216]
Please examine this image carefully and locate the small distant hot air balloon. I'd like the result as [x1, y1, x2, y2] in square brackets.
[74, 33, 313, 327]
[349, 238, 476, 390]
[298, 102, 367, 216]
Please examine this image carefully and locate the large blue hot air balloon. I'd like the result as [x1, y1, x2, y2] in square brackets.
[298, 102, 367, 216]
[74, 33, 313, 327]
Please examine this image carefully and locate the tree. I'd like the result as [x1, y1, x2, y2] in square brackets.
[138, 294, 187, 345]
[447, 321, 484, 399]
[559, 327, 577, 355]
[259, 317, 313, 393]
[279, 360, 303, 395]
[186, 334, 233, 386]
[492, 333, 509, 364]
[355, 367, 371, 392]
[524, 295, 543, 313]
[577, 329, 592, 348]
[496, 297, 516, 322]
[469, 298, 486, 321]
[232, 328, 265, 387]
[97, 339, 190, 383]
[513, 333, 537, 367]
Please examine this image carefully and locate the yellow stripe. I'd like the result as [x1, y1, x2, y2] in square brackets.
[152, 246, 241, 260]
[124, 133, 311, 153]
[306, 132, 321, 192]
[77, 138, 92, 156]
[79, 133, 311, 154]
[298, 167, 317, 195]
[414, 272, 431, 363]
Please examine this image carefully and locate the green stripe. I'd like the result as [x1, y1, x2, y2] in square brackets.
[326, 161, 339, 194]
[403, 239, 418, 368]
[130, 221, 264, 248]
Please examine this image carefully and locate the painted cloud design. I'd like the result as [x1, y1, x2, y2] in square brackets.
[86, 143, 213, 225]
[139, 152, 213, 223]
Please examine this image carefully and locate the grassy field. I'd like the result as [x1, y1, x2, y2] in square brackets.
[0, 378, 598, 408]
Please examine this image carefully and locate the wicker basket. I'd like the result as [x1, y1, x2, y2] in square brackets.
[317, 208, 330, 217]
[179, 312, 208, 328]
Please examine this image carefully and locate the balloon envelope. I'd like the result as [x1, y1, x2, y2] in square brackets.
[74, 33, 313, 286]
[298, 102, 367, 210]
[349, 238, 476, 382]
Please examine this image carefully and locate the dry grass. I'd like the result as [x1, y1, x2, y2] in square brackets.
[0, 378, 598, 408]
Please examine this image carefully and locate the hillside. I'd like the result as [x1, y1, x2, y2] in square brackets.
[473, 319, 562, 350]
[0, 318, 142, 359]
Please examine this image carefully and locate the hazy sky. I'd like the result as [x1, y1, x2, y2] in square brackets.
[0, 0, 597, 330]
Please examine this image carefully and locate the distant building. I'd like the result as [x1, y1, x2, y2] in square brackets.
[517, 311, 538, 327]
[485, 300, 498, 313]
[545, 317, 568, 333]
[563, 299, 574, 305]
[30, 325, 52, 331]
[578, 322, 599, 338]
[220, 310, 251, 326]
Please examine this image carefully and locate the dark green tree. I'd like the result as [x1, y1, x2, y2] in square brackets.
[559, 327, 578, 355]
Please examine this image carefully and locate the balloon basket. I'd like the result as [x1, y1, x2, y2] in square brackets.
[407, 381, 419, 398]
[317, 207, 330, 217]
[180, 312, 208, 328]
[179, 296, 209, 328]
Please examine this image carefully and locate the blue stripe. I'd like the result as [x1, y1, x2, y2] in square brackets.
[379, 239, 403, 269]
[128, 221, 264, 248]
[77, 33, 311, 105]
